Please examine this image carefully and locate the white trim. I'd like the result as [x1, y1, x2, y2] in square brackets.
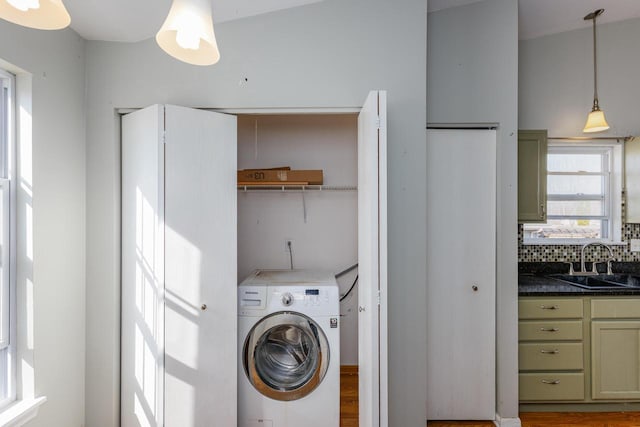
[0, 397, 46, 427]
[118, 106, 362, 115]
[494, 414, 522, 427]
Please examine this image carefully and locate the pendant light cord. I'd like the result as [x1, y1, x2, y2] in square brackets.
[592, 15, 599, 110]
[584, 9, 605, 111]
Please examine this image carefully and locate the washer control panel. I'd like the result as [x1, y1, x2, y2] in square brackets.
[273, 288, 332, 308]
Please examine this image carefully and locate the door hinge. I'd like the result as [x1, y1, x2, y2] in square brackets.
[162, 130, 166, 144]
[377, 290, 381, 305]
[376, 117, 381, 129]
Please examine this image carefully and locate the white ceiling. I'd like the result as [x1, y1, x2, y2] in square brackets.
[65, 0, 324, 42]
[64, 0, 640, 43]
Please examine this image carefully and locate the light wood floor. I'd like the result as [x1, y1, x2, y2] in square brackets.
[340, 366, 640, 426]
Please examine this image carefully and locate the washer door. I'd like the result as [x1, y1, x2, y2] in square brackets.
[243, 311, 330, 401]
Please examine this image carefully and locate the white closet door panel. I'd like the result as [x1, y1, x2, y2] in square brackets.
[164, 105, 237, 427]
[426, 129, 496, 420]
[121, 105, 165, 427]
[358, 90, 388, 427]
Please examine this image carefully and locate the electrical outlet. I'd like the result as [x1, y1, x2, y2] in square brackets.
[631, 239, 640, 252]
[285, 239, 294, 252]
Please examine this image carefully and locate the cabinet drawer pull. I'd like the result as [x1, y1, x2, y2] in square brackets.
[541, 379, 560, 385]
[540, 305, 559, 310]
[540, 327, 559, 332]
[540, 349, 560, 354]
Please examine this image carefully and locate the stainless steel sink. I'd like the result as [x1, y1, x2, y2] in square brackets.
[549, 274, 640, 290]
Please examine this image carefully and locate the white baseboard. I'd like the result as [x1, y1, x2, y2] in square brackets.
[494, 413, 522, 427]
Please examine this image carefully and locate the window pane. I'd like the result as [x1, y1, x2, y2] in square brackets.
[548, 153, 602, 172]
[547, 200, 604, 216]
[548, 175, 603, 195]
[524, 219, 602, 239]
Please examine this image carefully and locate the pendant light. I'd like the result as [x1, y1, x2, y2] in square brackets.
[583, 8, 610, 133]
[156, 0, 220, 66]
[0, 0, 70, 30]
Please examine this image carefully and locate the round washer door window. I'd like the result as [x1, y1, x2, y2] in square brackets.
[243, 311, 330, 401]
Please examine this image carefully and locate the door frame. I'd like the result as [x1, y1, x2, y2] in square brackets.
[118, 98, 388, 426]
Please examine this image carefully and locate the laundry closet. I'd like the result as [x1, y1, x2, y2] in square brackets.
[236, 113, 359, 365]
[120, 91, 387, 427]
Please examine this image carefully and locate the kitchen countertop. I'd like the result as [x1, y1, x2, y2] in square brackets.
[519, 273, 640, 296]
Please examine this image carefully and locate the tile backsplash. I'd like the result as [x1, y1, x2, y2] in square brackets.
[518, 223, 640, 263]
[519, 191, 640, 263]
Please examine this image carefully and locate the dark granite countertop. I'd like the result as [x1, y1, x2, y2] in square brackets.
[519, 262, 640, 296]
[519, 273, 640, 296]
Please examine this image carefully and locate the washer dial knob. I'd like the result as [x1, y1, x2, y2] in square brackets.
[282, 292, 294, 307]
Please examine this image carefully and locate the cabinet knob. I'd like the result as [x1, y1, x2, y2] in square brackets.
[201, 304, 207, 311]
[472, 285, 478, 292]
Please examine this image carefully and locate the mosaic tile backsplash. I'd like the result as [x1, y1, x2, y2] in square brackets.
[519, 191, 640, 263]
[518, 223, 640, 263]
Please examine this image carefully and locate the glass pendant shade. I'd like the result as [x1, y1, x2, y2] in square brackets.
[156, 0, 220, 66]
[583, 108, 610, 133]
[0, 0, 70, 29]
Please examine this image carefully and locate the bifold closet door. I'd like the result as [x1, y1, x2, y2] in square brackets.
[121, 105, 237, 427]
[121, 105, 166, 427]
[426, 129, 496, 420]
[163, 105, 237, 426]
[358, 90, 388, 427]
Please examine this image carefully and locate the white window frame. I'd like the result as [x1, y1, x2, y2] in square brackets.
[0, 68, 16, 410]
[523, 141, 623, 245]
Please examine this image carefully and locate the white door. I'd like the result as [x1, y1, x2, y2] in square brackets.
[358, 90, 388, 427]
[121, 105, 166, 427]
[426, 129, 496, 420]
[163, 105, 237, 426]
[121, 105, 237, 427]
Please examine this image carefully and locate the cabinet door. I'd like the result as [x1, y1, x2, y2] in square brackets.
[518, 130, 547, 223]
[164, 106, 237, 426]
[592, 321, 640, 400]
[626, 138, 640, 222]
[426, 129, 496, 420]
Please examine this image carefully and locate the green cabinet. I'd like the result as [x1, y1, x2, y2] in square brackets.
[518, 297, 584, 402]
[591, 299, 640, 400]
[519, 296, 640, 405]
[518, 130, 547, 223]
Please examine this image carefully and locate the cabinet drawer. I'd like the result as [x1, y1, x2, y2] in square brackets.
[519, 320, 583, 341]
[519, 373, 585, 401]
[519, 343, 583, 370]
[519, 298, 583, 319]
[591, 299, 640, 319]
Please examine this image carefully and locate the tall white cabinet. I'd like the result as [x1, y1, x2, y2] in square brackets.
[426, 129, 497, 420]
[121, 92, 388, 426]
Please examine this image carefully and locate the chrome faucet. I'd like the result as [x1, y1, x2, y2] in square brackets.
[579, 242, 614, 275]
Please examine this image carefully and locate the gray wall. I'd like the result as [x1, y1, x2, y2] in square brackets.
[427, 0, 519, 419]
[0, 22, 86, 427]
[85, 0, 428, 425]
[520, 17, 640, 136]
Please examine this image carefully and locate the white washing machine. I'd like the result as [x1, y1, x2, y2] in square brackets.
[238, 269, 340, 427]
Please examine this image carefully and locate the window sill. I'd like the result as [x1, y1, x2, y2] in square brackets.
[522, 239, 627, 246]
[0, 397, 47, 427]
